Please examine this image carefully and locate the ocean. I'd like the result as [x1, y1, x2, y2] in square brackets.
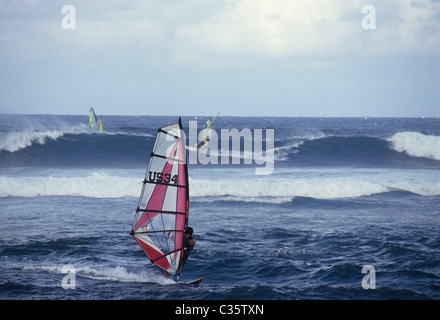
[1, 114, 439, 301]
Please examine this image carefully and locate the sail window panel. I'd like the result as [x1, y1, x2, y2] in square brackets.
[136, 232, 161, 253]
[150, 214, 175, 241]
[155, 125, 182, 158]
[149, 215, 178, 259]
[155, 137, 176, 159]
[162, 185, 178, 212]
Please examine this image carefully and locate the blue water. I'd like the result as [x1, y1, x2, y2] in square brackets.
[1, 115, 440, 300]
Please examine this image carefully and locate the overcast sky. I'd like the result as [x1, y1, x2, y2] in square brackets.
[0, 0, 439, 117]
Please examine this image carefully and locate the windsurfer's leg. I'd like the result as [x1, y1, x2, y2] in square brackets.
[178, 256, 187, 275]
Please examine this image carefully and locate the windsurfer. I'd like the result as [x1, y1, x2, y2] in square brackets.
[181, 227, 196, 267]
[196, 137, 210, 151]
[164, 227, 196, 279]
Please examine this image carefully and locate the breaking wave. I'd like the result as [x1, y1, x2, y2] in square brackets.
[1, 168, 439, 201]
[0, 172, 141, 198]
[0, 130, 64, 153]
[388, 132, 440, 161]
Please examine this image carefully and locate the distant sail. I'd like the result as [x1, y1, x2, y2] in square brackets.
[187, 113, 219, 151]
[131, 118, 189, 276]
[89, 107, 103, 133]
[199, 113, 219, 143]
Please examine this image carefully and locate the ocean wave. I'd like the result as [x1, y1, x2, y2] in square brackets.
[0, 172, 141, 198]
[274, 131, 329, 162]
[0, 130, 64, 153]
[1, 169, 439, 200]
[190, 176, 389, 202]
[0, 114, 154, 155]
[190, 168, 440, 201]
[0, 117, 92, 154]
[388, 132, 440, 161]
[13, 263, 171, 285]
[41, 265, 171, 284]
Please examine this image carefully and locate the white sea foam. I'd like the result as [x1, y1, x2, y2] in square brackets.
[189, 176, 389, 201]
[2, 168, 438, 201]
[67, 265, 172, 284]
[388, 132, 440, 161]
[32, 264, 172, 284]
[0, 172, 141, 198]
[190, 168, 440, 202]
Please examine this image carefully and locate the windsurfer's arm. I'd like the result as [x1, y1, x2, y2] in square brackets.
[186, 237, 195, 249]
[186, 141, 208, 151]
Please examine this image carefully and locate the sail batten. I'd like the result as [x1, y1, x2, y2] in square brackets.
[136, 209, 187, 215]
[132, 118, 188, 276]
[151, 152, 186, 163]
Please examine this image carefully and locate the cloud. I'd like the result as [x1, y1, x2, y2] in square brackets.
[175, 0, 348, 58]
[1, 0, 438, 65]
[174, 0, 440, 59]
[374, 0, 440, 56]
[0, 0, 438, 116]
[0, 2, 163, 64]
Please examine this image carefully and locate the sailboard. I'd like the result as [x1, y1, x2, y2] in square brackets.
[179, 276, 204, 286]
[131, 118, 192, 280]
[187, 113, 219, 151]
[89, 107, 103, 133]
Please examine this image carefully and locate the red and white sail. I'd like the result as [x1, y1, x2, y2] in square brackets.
[132, 118, 189, 276]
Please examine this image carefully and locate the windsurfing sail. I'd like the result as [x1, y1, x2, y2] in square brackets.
[89, 107, 103, 133]
[188, 113, 219, 151]
[199, 113, 218, 144]
[131, 118, 189, 276]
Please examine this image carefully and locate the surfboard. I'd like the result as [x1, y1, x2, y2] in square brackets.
[179, 277, 204, 285]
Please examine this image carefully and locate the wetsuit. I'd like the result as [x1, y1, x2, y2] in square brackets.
[182, 235, 195, 266]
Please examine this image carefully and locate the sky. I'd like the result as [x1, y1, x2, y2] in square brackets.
[0, 0, 439, 117]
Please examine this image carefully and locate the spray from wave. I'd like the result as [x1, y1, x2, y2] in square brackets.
[0, 115, 91, 153]
[388, 132, 440, 161]
[20, 264, 172, 285]
[0, 131, 64, 153]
